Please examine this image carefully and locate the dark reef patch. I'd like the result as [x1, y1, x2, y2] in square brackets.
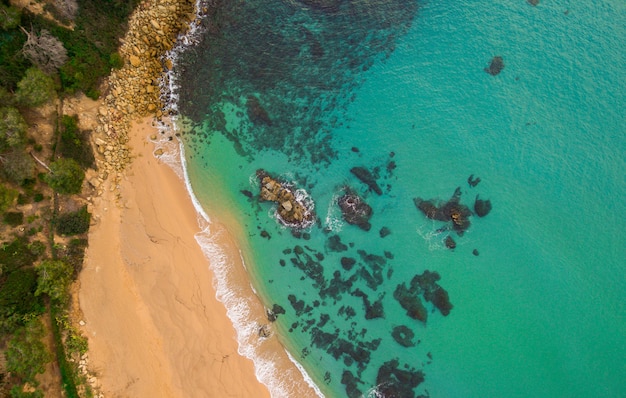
[485, 56, 505, 76]
[376, 359, 425, 398]
[350, 166, 383, 195]
[394, 270, 453, 323]
[391, 325, 416, 347]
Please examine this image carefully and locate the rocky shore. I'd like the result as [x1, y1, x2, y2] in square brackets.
[90, 0, 196, 198]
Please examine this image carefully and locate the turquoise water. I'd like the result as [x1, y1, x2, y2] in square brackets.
[172, 0, 626, 396]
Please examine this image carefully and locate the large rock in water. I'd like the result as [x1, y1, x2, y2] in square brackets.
[414, 187, 472, 235]
[256, 169, 314, 227]
[350, 166, 383, 195]
[338, 190, 373, 231]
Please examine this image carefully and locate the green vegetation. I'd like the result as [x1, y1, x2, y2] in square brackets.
[0, 183, 18, 212]
[36, 259, 74, 304]
[15, 67, 56, 107]
[0, 0, 144, 395]
[45, 158, 84, 194]
[0, 107, 27, 150]
[55, 205, 90, 236]
[3, 211, 23, 226]
[4, 317, 51, 385]
[58, 115, 95, 169]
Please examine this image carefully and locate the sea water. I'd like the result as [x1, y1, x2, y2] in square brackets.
[169, 0, 626, 396]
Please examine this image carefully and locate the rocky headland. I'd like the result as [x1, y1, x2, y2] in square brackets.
[89, 0, 196, 199]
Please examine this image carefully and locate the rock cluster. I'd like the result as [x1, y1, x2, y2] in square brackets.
[257, 169, 314, 227]
[393, 270, 452, 324]
[90, 0, 196, 197]
[414, 187, 472, 235]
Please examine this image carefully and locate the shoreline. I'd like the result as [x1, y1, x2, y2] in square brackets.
[79, 118, 273, 397]
[77, 0, 322, 395]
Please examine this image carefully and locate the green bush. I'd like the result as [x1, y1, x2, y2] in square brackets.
[109, 52, 124, 69]
[10, 385, 44, 398]
[55, 205, 90, 235]
[0, 4, 21, 31]
[58, 115, 95, 168]
[33, 192, 44, 202]
[0, 236, 40, 274]
[15, 68, 57, 107]
[0, 150, 36, 185]
[45, 158, 84, 194]
[0, 183, 18, 212]
[3, 211, 23, 226]
[0, 28, 30, 90]
[35, 259, 74, 303]
[0, 267, 44, 321]
[0, 107, 27, 151]
[5, 317, 51, 384]
[63, 238, 88, 274]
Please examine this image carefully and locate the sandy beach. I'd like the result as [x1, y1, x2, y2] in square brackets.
[78, 118, 272, 397]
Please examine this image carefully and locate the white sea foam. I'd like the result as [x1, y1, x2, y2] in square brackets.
[151, 2, 324, 396]
[324, 190, 345, 232]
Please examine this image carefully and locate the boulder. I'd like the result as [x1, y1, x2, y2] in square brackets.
[338, 190, 372, 231]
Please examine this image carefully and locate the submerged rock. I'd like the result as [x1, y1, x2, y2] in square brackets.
[485, 56, 505, 76]
[350, 166, 383, 195]
[376, 359, 425, 398]
[379, 226, 391, 238]
[467, 174, 481, 187]
[246, 95, 272, 125]
[444, 235, 456, 249]
[474, 195, 492, 217]
[391, 325, 416, 347]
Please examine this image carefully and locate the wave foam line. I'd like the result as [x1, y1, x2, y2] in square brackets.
[151, 2, 324, 395]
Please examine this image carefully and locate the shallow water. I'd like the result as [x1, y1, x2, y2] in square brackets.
[172, 0, 626, 396]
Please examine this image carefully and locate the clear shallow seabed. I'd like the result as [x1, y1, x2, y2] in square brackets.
[169, 0, 626, 396]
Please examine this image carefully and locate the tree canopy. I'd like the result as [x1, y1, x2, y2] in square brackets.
[0, 107, 28, 151]
[45, 158, 84, 194]
[15, 68, 56, 107]
[36, 259, 74, 304]
[5, 317, 52, 384]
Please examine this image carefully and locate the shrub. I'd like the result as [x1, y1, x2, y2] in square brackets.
[35, 259, 74, 303]
[15, 68, 57, 107]
[0, 267, 44, 321]
[63, 238, 87, 274]
[0, 183, 18, 212]
[45, 158, 84, 194]
[58, 115, 95, 168]
[3, 211, 24, 226]
[5, 317, 51, 383]
[0, 4, 21, 31]
[0, 150, 36, 185]
[55, 205, 90, 235]
[0, 236, 40, 274]
[0, 107, 27, 150]
[0, 28, 30, 90]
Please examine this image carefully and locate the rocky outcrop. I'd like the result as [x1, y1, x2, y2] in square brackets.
[91, 0, 197, 197]
[337, 189, 372, 231]
[414, 187, 472, 235]
[257, 169, 314, 228]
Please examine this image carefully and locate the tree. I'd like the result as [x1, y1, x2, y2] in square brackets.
[0, 4, 21, 31]
[15, 68, 56, 107]
[0, 107, 27, 151]
[45, 158, 84, 194]
[0, 150, 35, 184]
[5, 317, 52, 384]
[21, 28, 68, 74]
[35, 259, 74, 304]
